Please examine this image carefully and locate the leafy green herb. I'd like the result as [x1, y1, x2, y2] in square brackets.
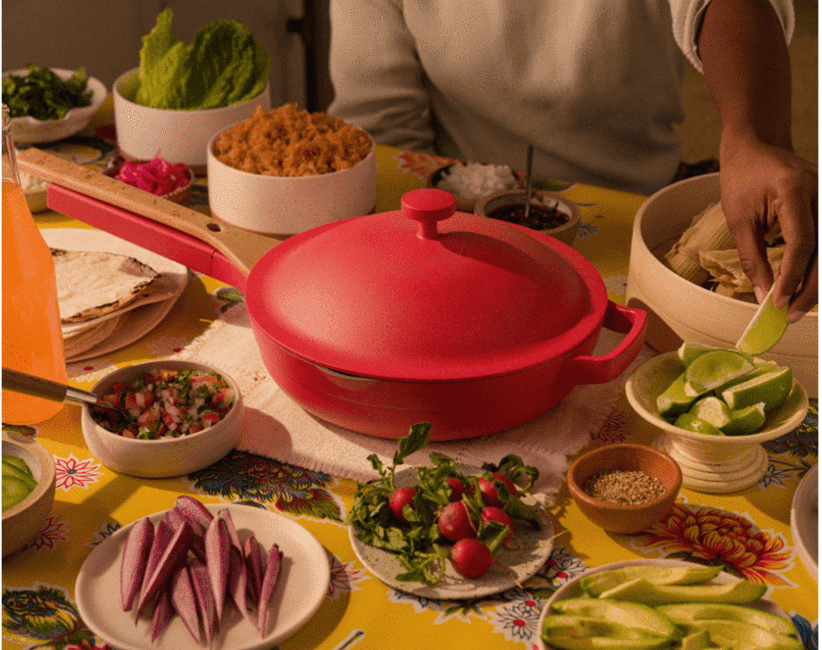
[346, 423, 541, 585]
[2, 65, 92, 120]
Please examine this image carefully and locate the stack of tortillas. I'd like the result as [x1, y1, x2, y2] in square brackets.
[44, 229, 190, 362]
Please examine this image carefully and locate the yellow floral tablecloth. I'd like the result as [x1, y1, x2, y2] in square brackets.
[2, 105, 817, 650]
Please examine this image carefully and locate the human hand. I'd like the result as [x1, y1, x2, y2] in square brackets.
[718, 138, 817, 323]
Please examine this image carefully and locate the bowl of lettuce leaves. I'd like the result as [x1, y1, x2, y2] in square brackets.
[113, 8, 271, 171]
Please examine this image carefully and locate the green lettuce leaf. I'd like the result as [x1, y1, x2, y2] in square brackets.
[134, 8, 269, 110]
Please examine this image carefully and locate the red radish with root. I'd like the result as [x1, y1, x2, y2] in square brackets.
[447, 478, 466, 502]
[389, 486, 417, 523]
[437, 501, 478, 542]
[450, 538, 494, 578]
[478, 473, 518, 507]
[481, 506, 513, 546]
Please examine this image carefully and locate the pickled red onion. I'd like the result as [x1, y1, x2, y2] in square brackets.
[116, 157, 190, 196]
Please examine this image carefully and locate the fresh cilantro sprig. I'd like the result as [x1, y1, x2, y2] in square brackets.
[346, 423, 542, 586]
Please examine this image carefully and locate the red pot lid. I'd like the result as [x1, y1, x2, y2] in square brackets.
[246, 189, 607, 381]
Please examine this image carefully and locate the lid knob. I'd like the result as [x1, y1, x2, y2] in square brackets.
[401, 188, 456, 239]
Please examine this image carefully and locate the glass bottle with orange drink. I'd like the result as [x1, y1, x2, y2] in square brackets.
[2, 104, 67, 424]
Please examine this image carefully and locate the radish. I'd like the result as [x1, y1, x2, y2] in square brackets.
[244, 534, 265, 603]
[170, 564, 201, 644]
[450, 538, 493, 578]
[150, 589, 173, 642]
[189, 559, 218, 645]
[228, 545, 257, 629]
[437, 501, 477, 542]
[217, 508, 243, 551]
[388, 486, 417, 523]
[204, 517, 230, 620]
[120, 516, 154, 612]
[481, 506, 513, 546]
[257, 543, 283, 635]
[173, 495, 214, 533]
[478, 472, 517, 507]
[447, 478, 466, 502]
[135, 521, 194, 616]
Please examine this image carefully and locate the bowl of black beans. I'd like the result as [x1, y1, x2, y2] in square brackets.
[474, 189, 581, 246]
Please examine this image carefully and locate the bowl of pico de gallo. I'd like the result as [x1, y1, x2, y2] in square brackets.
[81, 360, 244, 478]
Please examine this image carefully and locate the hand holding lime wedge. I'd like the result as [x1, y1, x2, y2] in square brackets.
[735, 286, 789, 356]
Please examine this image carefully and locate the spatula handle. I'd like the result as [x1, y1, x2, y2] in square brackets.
[16, 147, 279, 277]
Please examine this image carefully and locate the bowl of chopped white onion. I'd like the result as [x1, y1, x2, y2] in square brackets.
[81, 360, 244, 478]
[428, 161, 524, 212]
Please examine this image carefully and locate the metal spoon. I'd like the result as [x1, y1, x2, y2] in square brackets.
[523, 144, 535, 222]
[2, 367, 128, 418]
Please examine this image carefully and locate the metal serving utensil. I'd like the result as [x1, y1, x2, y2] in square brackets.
[523, 144, 535, 222]
[2, 367, 128, 418]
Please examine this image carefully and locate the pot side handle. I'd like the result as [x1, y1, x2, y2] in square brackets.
[564, 302, 647, 385]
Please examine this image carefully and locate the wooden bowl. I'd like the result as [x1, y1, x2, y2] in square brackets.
[2, 432, 56, 557]
[474, 189, 581, 247]
[567, 443, 681, 534]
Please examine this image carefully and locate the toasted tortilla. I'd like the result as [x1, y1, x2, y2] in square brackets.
[51, 248, 160, 323]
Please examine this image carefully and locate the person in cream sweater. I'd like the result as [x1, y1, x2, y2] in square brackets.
[328, 0, 817, 323]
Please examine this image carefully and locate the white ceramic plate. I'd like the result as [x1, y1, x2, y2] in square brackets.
[536, 558, 795, 650]
[791, 463, 818, 581]
[41, 228, 188, 361]
[349, 465, 554, 600]
[75, 503, 330, 650]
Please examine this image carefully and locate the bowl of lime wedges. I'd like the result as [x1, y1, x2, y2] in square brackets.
[2, 432, 56, 557]
[625, 343, 809, 493]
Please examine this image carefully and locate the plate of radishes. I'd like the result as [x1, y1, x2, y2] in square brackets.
[347, 423, 555, 600]
[75, 497, 330, 650]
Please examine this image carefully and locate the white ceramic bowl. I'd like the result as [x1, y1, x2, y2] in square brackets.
[2, 432, 56, 557]
[80, 360, 244, 478]
[112, 68, 271, 172]
[625, 172, 817, 397]
[474, 189, 581, 247]
[536, 558, 796, 650]
[206, 126, 376, 236]
[3, 68, 107, 144]
[625, 351, 809, 493]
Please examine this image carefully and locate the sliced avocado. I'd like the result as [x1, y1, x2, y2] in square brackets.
[2, 455, 33, 477]
[552, 598, 679, 639]
[681, 620, 802, 650]
[2, 461, 37, 490]
[541, 614, 674, 650]
[657, 603, 798, 636]
[676, 630, 729, 650]
[2, 475, 35, 511]
[579, 565, 723, 597]
[599, 577, 767, 606]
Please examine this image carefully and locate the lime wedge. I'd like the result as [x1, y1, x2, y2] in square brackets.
[677, 341, 715, 367]
[720, 366, 793, 414]
[657, 371, 697, 419]
[674, 413, 726, 436]
[684, 350, 755, 397]
[712, 362, 776, 395]
[736, 285, 788, 356]
[722, 402, 767, 435]
[688, 396, 732, 429]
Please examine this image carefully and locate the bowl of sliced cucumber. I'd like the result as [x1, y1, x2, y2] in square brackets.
[538, 558, 802, 650]
[2, 431, 56, 557]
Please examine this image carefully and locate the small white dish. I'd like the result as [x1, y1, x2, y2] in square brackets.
[75, 503, 330, 650]
[349, 464, 555, 600]
[625, 352, 809, 493]
[81, 360, 244, 478]
[3, 68, 107, 144]
[2, 431, 56, 557]
[536, 558, 796, 650]
[791, 463, 818, 581]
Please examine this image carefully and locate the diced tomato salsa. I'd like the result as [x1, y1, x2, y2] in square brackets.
[91, 368, 236, 439]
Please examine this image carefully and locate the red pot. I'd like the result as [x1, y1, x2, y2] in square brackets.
[27, 148, 646, 441]
[244, 189, 646, 439]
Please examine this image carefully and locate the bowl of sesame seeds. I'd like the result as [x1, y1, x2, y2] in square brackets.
[566, 443, 682, 534]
